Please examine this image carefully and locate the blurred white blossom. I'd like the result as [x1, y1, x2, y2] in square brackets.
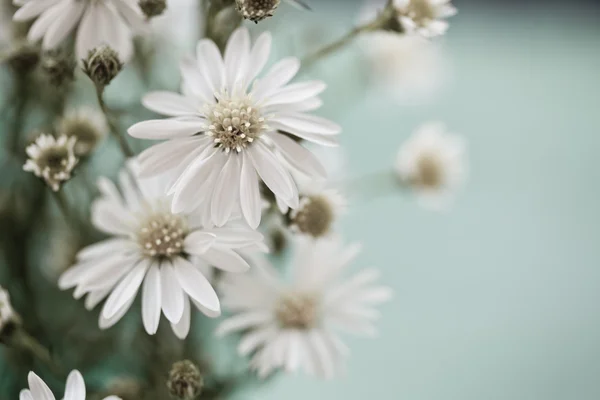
[20, 370, 121, 400]
[23, 134, 78, 192]
[395, 122, 467, 210]
[217, 236, 392, 379]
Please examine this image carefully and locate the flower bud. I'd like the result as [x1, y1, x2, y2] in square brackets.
[139, 0, 167, 19]
[167, 360, 203, 400]
[235, 0, 280, 23]
[82, 45, 123, 88]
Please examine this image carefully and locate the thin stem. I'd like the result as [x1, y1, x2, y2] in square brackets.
[51, 190, 82, 233]
[301, 3, 397, 69]
[6, 327, 65, 377]
[94, 85, 134, 158]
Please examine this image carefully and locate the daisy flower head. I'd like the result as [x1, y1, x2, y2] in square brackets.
[12, 0, 146, 63]
[393, 0, 457, 38]
[23, 134, 78, 192]
[128, 27, 341, 229]
[395, 121, 467, 210]
[20, 370, 120, 400]
[217, 236, 392, 379]
[58, 163, 266, 339]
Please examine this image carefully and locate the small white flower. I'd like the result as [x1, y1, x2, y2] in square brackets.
[58, 164, 266, 339]
[56, 107, 108, 157]
[23, 134, 78, 192]
[286, 185, 347, 239]
[128, 27, 341, 229]
[394, 0, 457, 38]
[217, 236, 392, 379]
[12, 0, 145, 62]
[0, 286, 18, 332]
[395, 122, 467, 210]
[20, 370, 120, 400]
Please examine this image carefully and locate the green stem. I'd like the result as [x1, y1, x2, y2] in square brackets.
[301, 2, 397, 69]
[51, 190, 83, 233]
[94, 85, 134, 158]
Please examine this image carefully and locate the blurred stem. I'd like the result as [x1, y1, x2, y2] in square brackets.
[6, 76, 29, 156]
[5, 327, 65, 377]
[302, 1, 397, 69]
[93, 85, 134, 158]
[51, 190, 82, 232]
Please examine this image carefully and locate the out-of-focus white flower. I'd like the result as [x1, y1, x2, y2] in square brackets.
[20, 370, 121, 400]
[58, 164, 265, 339]
[12, 0, 145, 62]
[395, 122, 467, 210]
[23, 134, 78, 192]
[394, 0, 456, 38]
[56, 107, 107, 157]
[217, 236, 392, 379]
[128, 27, 340, 229]
[360, 31, 446, 104]
[0, 286, 18, 333]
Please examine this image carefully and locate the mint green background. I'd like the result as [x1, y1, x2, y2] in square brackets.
[254, 2, 600, 399]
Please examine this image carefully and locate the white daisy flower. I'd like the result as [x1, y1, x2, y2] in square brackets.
[58, 164, 266, 339]
[23, 134, 78, 192]
[394, 0, 457, 38]
[128, 27, 341, 229]
[395, 122, 467, 210]
[20, 370, 120, 400]
[12, 0, 145, 62]
[217, 236, 392, 379]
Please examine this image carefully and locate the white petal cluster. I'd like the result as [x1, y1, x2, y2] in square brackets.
[13, 0, 145, 62]
[58, 164, 265, 338]
[217, 237, 392, 379]
[20, 370, 120, 400]
[395, 122, 467, 210]
[393, 0, 457, 38]
[23, 134, 78, 191]
[128, 27, 340, 229]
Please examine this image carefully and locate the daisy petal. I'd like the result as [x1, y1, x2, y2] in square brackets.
[102, 259, 149, 319]
[64, 370, 85, 400]
[271, 112, 341, 135]
[27, 372, 55, 400]
[196, 39, 225, 93]
[267, 132, 327, 178]
[171, 294, 191, 339]
[173, 257, 220, 315]
[211, 155, 240, 227]
[19, 389, 34, 400]
[201, 247, 250, 273]
[261, 81, 326, 108]
[142, 91, 201, 117]
[142, 262, 162, 335]
[127, 118, 206, 139]
[184, 231, 216, 255]
[239, 151, 262, 229]
[160, 263, 185, 323]
[248, 140, 296, 202]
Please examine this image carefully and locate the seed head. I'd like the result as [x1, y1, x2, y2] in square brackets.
[235, 0, 281, 23]
[139, 0, 167, 19]
[82, 45, 123, 88]
[167, 360, 203, 400]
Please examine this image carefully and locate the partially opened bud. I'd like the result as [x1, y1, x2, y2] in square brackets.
[82, 45, 123, 88]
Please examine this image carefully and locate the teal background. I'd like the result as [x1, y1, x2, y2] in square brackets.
[254, 1, 600, 399]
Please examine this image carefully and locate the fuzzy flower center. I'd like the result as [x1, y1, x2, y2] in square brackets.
[206, 93, 265, 153]
[405, 0, 436, 24]
[275, 292, 318, 330]
[291, 196, 334, 238]
[137, 211, 188, 258]
[414, 152, 444, 189]
[39, 147, 71, 171]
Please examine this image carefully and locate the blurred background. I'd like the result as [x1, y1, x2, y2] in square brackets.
[250, 0, 600, 399]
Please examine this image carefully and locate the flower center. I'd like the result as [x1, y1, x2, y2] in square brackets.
[290, 196, 334, 238]
[405, 0, 436, 25]
[136, 210, 188, 258]
[414, 152, 444, 189]
[206, 92, 265, 153]
[39, 147, 71, 171]
[275, 292, 319, 330]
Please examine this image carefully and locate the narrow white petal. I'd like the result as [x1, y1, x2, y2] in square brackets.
[142, 91, 200, 117]
[183, 231, 216, 255]
[196, 39, 225, 93]
[160, 263, 185, 323]
[215, 311, 272, 336]
[251, 57, 300, 101]
[127, 118, 206, 140]
[270, 112, 341, 135]
[76, 238, 135, 262]
[307, 330, 336, 379]
[210, 155, 240, 227]
[42, 0, 84, 49]
[201, 247, 250, 273]
[99, 290, 137, 329]
[19, 389, 34, 400]
[13, 0, 60, 21]
[27, 1, 66, 42]
[137, 136, 210, 178]
[224, 27, 250, 93]
[180, 56, 215, 104]
[205, 226, 263, 248]
[238, 326, 277, 356]
[172, 257, 220, 314]
[269, 127, 339, 147]
[248, 140, 296, 202]
[261, 81, 326, 108]
[171, 150, 222, 213]
[74, 3, 97, 62]
[244, 31, 272, 88]
[171, 294, 191, 339]
[64, 370, 85, 400]
[27, 372, 55, 400]
[239, 151, 261, 229]
[267, 132, 327, 179]
[101, 259, 149, 319]
[142, 263, 162, 335]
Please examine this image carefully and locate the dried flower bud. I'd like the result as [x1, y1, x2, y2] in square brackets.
[40, 50, 76, 87]
[167, 360, 203, 400]
[139, 0, 167, 18]
[82, 45, 123, 88]
[0, 287, 20, 341]
[6, 42, 39, 73]
[235, 0, 280, 23]
[23, 134, 78, 192]
[56, 107, 108, 157]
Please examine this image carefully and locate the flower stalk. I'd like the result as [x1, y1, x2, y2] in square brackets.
[94, 86, 134, 158]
